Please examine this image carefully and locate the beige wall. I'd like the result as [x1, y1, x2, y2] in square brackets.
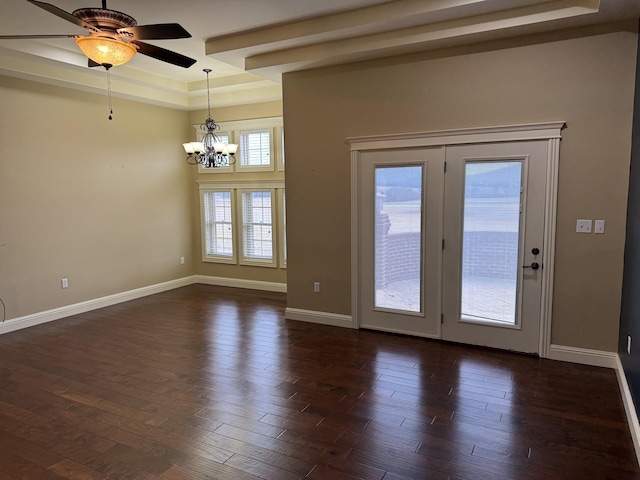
[283, 22, 638, 351]
[0, 76, 193, 319]
[187, 101, 287, 284]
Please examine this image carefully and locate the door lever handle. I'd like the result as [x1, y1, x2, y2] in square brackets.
[523, 262, 540, 270]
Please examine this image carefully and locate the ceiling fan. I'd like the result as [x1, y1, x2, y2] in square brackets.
[0, 0, 196, 69]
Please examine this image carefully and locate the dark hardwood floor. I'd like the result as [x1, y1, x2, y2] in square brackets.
[0, 284, 637, 480]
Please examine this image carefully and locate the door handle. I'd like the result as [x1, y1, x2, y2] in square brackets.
[523, 262, 540, 270]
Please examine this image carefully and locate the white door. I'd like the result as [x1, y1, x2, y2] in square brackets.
[442, 141, 547, 353]
[357, 140, 548, 354]
[358, 147, 444, 338]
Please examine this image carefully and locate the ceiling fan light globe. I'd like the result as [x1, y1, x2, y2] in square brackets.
[76, 37, 136, 66]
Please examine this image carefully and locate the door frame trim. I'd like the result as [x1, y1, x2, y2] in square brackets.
[349, 122, 565, 358]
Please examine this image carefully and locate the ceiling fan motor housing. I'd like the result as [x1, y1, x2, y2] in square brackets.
[72, 8, 137, 34]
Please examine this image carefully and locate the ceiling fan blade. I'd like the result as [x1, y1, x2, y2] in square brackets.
[26, 0, 100, 34]
[0, 34, 78, 39]
[88, 58, 101, 67]
[117, 23, 191, 41]
[134, 41, 196, 68]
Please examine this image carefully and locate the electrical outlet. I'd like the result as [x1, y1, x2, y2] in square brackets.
[576, 219, 592, 233]
[180, 256, 185, 265]
[61, 278, 69, 289]
[313, 282, 320, 293]
[628, 336, 632, 355]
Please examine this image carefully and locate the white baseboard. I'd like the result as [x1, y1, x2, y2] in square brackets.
[615, 354, 640, 466]
[195, 275, 286, 293]
[0, 276, 197, 335]
[285, 307, 355, 329]
[548, 344, 618, 368]
[550, 347, 640, 466]
[0, 275, 286, 336]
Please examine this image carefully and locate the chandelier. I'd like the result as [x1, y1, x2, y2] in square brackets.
[183, 69, 238, 168]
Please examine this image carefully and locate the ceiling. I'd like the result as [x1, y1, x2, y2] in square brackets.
[0, 0, 638, 111]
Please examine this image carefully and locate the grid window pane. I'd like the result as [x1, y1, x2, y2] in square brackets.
[240, 130, 271, 166]
[242, 190, 273, 260]
[203, 191, 233, 257]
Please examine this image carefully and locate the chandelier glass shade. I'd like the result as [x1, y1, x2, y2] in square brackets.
[184, 69, 238, 168]
[76, 36, 137, 66]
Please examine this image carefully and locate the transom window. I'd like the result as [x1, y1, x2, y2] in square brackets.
[191, 117, 282, 174]
[240, 130, 271, 167]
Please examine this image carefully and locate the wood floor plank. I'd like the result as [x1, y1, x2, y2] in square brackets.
[47, 458, 106, 480]
[0, 284, 637, 479]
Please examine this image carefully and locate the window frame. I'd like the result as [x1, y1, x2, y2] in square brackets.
[277, 188, 287, 269]
[198, 180, 285, 267]
[277, 126, 285, 172]
[238, 188, 277, 267]
[200, 188, 237, 264]
[237, 128, 275, 173]
[191, 117, 283, 175]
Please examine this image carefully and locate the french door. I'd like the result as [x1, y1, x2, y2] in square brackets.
[441, 141, 547, 353]
[358, 147, 444, 338]
[355, 133, 557, 355]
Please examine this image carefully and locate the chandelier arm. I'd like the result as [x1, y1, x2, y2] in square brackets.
[185, 154, 202, 165]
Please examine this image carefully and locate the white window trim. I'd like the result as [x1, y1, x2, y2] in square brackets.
[200, 188, 237, 264]
[238, 188, 277, 267]
[277, 126, 285, 172]
[277, 188, 287, 269]
[237, 127, 276, 173]
[192, 117, 283, 175]
[198, 180, 285, 268]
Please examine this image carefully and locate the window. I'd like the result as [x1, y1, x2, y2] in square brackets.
[240, 189, 275, 265]
[196, 118, 284, 267]
[240, 130, 270, 166]
[199, 181, 284, 268]
[201, 189, 236, 263]
[239, 129, 272, 170]
[278, 189, 287, 268]
[192, 118, 283, 174]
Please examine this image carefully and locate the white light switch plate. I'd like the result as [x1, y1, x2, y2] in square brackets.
[576, 219, 592, 233]
[595, 219, 605, 234]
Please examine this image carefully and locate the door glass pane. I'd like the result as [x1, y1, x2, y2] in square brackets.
[461, 161, 522, 325]
[374, 166, 423, 313]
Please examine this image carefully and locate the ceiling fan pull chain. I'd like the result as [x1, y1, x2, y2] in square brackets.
[105, 64, 113, 120]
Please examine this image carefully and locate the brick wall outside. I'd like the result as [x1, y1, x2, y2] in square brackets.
[462, 231, 518, 279]
[375, 228, 518, 288]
